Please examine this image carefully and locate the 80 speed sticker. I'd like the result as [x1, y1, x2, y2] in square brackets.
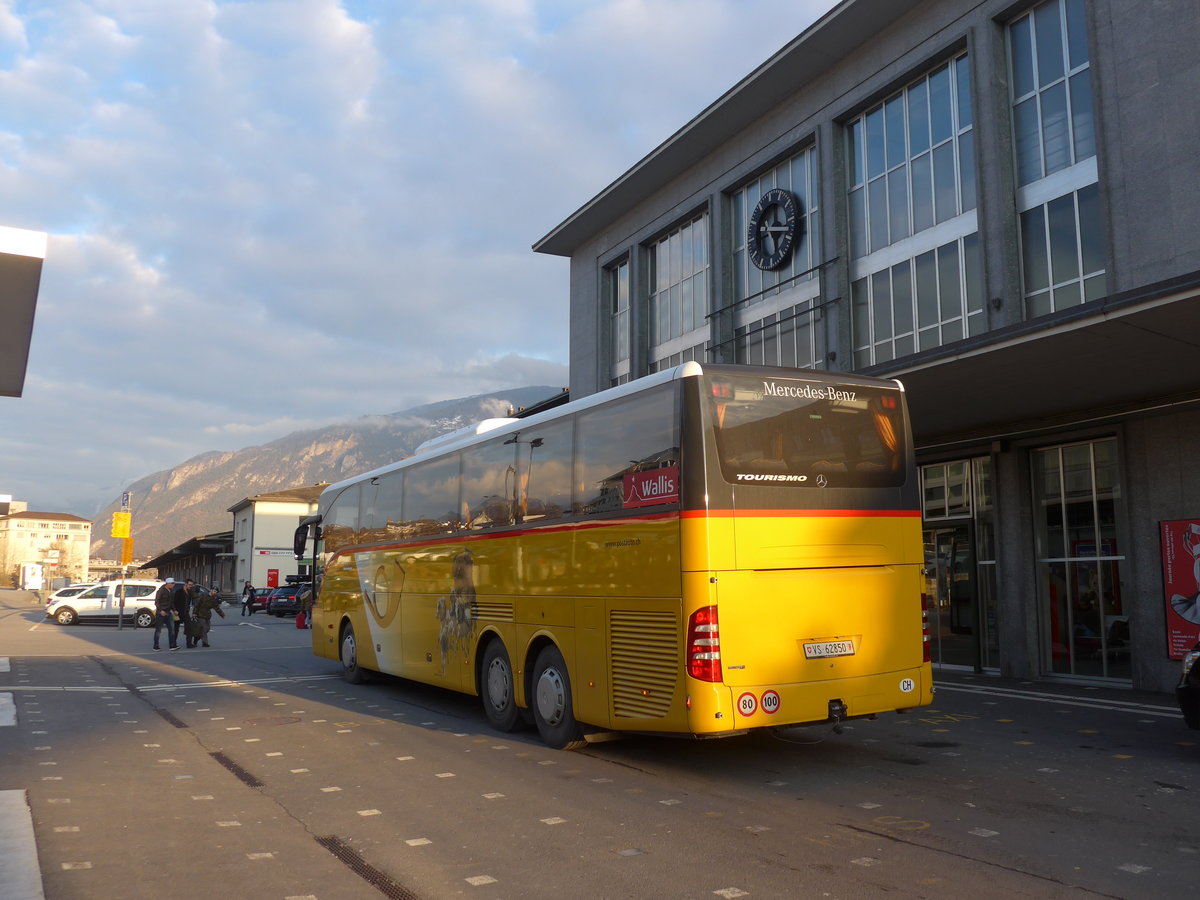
[736, 690, 783, 717]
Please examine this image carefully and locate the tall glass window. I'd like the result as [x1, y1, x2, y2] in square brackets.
[729, 146, 822, 369]
[920, 457, 999, 671]
[848, 53, 983, 366]
[606, 257, 630, 385]
[1009, 0, 1105, 316]
[648, 212, 709, 372]
[1032, 438, 1128, 680]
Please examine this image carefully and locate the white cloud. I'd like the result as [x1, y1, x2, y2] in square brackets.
[2, 0, 835, 516]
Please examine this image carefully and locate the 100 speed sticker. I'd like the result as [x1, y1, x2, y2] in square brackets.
[736, 690, 783, 717]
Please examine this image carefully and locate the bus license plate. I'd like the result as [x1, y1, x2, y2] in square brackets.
[803, 640, 855, 659]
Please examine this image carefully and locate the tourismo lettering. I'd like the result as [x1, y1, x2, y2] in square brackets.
[762, 381, 857, 402]
[736, 473, 809, 482]
[623, 466, 680, 508]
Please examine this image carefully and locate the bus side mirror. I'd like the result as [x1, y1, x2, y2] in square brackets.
[293, 523, 310, 559]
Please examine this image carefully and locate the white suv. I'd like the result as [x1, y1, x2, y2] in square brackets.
[44, 583, 99, 605]
[45, 580, 165, 628]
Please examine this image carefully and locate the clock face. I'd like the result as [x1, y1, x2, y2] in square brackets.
[747, 188, 801, 271]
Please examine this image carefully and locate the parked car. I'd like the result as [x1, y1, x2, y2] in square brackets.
[265, 584, 309, 617]
[44, 583, 99, 606]
[45, 580, 164, 628]
[1179, 640, 1200, 730]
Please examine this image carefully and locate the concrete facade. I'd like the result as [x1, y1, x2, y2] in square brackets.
[536, 0, 1200, 694]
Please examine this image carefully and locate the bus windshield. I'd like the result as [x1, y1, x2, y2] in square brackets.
[707, 372, 908, 488]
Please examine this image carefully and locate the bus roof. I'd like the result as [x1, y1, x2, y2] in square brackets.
[317, 361, 904, 506]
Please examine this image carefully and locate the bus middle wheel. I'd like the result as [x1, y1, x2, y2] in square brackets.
[531, 645, 585, 750]
[480, 640, 522, 732]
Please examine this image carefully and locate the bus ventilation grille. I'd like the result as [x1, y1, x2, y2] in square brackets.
[472, 599, 514, 622]
[610, 609, 678, 719]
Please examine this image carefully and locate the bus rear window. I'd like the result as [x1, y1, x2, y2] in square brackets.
[708, 374, 908, 488]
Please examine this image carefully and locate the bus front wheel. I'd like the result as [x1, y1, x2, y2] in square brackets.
[340, 622, 368, 684]
[531, 645, 585, 750]
[480, 640, 522, 733]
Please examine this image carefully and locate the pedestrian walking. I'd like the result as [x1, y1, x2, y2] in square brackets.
[175, 585, 198, 648]
[192, 586, 226, 647]
[174, 578, 198, 648]
[153, 577, 179, 651]
[241, 582, 257, 616]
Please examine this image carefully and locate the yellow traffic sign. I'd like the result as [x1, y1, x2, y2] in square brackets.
[122, 537, 134, 564]
[111, 511, 131, 539]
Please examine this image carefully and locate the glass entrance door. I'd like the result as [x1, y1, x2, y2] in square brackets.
[924, 523, 983, 669]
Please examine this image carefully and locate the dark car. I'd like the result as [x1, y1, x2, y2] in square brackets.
[1179, 641, 1200, 730]
[265, 584, 308, 617]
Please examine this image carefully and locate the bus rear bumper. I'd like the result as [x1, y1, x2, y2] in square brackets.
[686, 665, 933, 736]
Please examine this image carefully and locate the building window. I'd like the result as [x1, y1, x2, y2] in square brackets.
[1009, 0, 1104, 316]
[606, 257, 631, 386]
[847, 53, 982, 366]
[853, 233, 983, 365]
[730, 146, 822, 368]
[648, 212, 709, 371]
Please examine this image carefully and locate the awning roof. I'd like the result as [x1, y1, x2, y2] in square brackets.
[874, 274, 1200, 450]
[0, 225, 48, 398]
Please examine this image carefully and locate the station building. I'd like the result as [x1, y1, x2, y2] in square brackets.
[534, 0, 1200, 693]
[229, 484, 326, 596]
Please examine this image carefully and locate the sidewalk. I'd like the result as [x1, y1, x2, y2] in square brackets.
[933, 666, 1179, 715]
[0, 791, 43, 900]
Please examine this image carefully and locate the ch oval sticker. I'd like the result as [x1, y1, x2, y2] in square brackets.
[899, 678, 915, 693]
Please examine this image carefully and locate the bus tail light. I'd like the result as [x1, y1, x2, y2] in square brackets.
[687, 605, 722, 683]
[921, 592, 931, 663]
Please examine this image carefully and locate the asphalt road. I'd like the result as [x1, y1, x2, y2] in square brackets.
[0, 586, 1196, 899]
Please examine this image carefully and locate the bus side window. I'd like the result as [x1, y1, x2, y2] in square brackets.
[574, 384, 679, 516]
[463, 438, 518, 530]
[518, 418, 573, 523]
[404, 454, 463, 536]
[324, 484, 361, 554]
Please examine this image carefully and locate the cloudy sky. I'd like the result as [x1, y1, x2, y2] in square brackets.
[0, 0, 836, 518]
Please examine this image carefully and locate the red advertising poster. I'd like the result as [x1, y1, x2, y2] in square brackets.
[267, 568, 279, 588]
[1160, 519, 1200, 659]
[623, 465, 679, 508]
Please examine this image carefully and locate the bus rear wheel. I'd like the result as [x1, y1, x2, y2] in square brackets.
[340, 622, 368, 684]
[480, 640, 521, 732]
[531, 645, 585, 750]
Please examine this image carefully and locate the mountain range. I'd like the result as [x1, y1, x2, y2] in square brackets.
[89, 386, 562, 560]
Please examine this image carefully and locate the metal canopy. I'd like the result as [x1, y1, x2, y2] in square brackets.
[877, 279, 1200, 449]
[0, 226, 48, 399]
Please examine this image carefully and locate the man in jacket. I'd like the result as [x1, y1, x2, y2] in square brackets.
[153, 577, 178, 651]
[192, 586, 226, 647]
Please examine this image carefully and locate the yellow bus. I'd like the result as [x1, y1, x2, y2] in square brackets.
[295, 362, 933, 749]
